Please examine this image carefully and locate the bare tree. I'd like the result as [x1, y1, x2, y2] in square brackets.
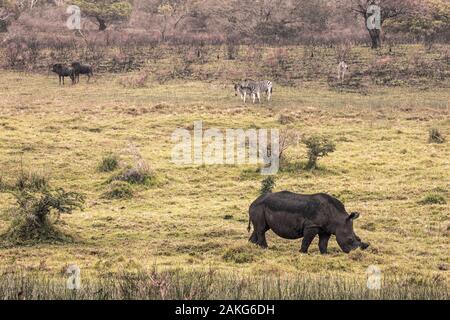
[348, 0, 416, 48]
[0, 0, 42, 32]
[278, 128, 301, 167]
[139, 0, 202, 41]
[213, 0, 331, 43]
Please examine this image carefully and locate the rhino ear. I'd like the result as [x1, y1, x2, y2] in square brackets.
[348, 212, 360, 221]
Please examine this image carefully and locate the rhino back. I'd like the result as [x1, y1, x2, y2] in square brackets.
[261, 191, 347, 219]
[261, 191, 320, 219]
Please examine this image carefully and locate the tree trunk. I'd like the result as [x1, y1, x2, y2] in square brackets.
[424, 34, 436, 51]
[0, 19, 8, 33]
[96, 17, 107, 31]
[226, 37, 238, 60]
[368, 28, 381, 49]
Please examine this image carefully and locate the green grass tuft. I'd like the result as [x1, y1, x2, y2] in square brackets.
[223, 245, 256, 264]
[108, 168, 157, 186]
[14, 171, 49, 192]
[428, 128, 445, 144]
[98, 154, 120, 172]
[103, 181, 134, 200]
[418, 194, 447, 205]
[260, 176, 276, 195]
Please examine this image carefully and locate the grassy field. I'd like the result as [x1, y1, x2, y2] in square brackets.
[0, 48, 449, 298]
[0, 269, 447, 300]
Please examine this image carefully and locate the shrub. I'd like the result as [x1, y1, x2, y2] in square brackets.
[260, 176, 276, 195]
[3, 40, 27, 69]
[3, 188, 85, 243]
[428, 128, 445, 144]
[108, 143, 157, 186]
[303, 136, 336, 170]
[14, 171, 49, 192]
[0, 170, 48, 192]
[103, 181, 134, 199]
[2, 35, 42, 70]
[98, 154, 120, 172]
[419, 194, 446, 205]
[278, 129, 301, 168]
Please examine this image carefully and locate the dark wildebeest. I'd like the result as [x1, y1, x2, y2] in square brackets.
[52, 64, 75, 85]
[248, 191, 369, 254]
[71, 62, 93, 83]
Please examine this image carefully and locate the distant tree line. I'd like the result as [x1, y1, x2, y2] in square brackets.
[0, 0, 449, 48]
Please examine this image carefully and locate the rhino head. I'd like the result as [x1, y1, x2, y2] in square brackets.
[336, 212, 369, 253]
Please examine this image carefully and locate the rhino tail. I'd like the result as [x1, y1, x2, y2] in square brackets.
[247, 217, 251, 233]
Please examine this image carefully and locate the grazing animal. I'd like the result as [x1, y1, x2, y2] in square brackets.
[234, 79, 255, 103]
[248, 80, 273, 103]
[337, 61, 348, 82]
[235, 79, 273, 103]
[71, 62, 93, 83]
[248, 191, 369, 254]
[52, 64, 75, 85]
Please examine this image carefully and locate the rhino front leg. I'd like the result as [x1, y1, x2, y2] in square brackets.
[318, 232, 331, 254]
[300, 227, 319, 253]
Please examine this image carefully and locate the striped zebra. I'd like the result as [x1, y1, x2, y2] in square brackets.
[235, 79, 273, 103]
[234, 79, 255, 102]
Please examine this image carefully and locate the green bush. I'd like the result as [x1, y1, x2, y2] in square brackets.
[0, 169, 84, 243]
[103, 181, 134, 199]
[428, 128, 445, 144]
[98, 154, 120, 172]
[303, 136, 336, 170]
[0, 170, 49, 192]
[260, 176, 276, 195]
[419, 194, 446, 205]
[2, 187, 85, 243]
[108, 143, 157, 186]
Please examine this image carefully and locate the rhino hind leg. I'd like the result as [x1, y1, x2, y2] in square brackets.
[300, 227, 319, 253]
[256, 228, 268, 248]
[318, 232, 331, 254]
[249, 230, 258, 244]
[248, 226, 268, 248]
[249, 204, 270, 248]
[249, 217, 269, 248]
